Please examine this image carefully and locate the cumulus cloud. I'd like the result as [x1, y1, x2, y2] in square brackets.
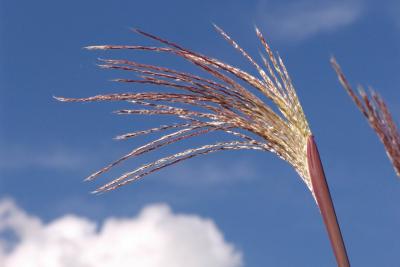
[258, 0, 363, 41]
[0, 199, 242, 267]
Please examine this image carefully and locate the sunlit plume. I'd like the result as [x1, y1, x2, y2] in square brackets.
[57, 26, 313, 194]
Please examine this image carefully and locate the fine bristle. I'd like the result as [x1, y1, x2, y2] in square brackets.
[84, 45, 109, 50]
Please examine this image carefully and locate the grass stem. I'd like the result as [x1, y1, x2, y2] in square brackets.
[307, 136, 350, 267]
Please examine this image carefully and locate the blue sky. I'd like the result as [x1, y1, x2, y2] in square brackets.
[1, 0, 400, 266]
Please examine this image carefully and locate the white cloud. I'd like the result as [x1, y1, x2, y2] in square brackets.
[258, 0, 363, 41]
[0, 199, 242, 267]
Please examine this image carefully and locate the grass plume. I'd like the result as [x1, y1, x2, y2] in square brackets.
[331, 58, 400, 177]
[57, 26, 313, 193]
[58, 26, 351, 266]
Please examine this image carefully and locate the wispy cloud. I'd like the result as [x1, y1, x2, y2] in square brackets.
[257, 0, 363, 41]
[386, 0, 400, 29]
[162, 159, 257, 187]
[0, 198, 242, 267]
[0, 142, 258, 189]
[0, 145, 89, 171]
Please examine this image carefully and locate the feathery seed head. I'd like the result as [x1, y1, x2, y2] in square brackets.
[58, 27, 313, 193]
[331, 57, 400, 177]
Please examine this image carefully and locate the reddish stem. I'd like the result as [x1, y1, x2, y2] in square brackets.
[307, 135, 350, 267]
